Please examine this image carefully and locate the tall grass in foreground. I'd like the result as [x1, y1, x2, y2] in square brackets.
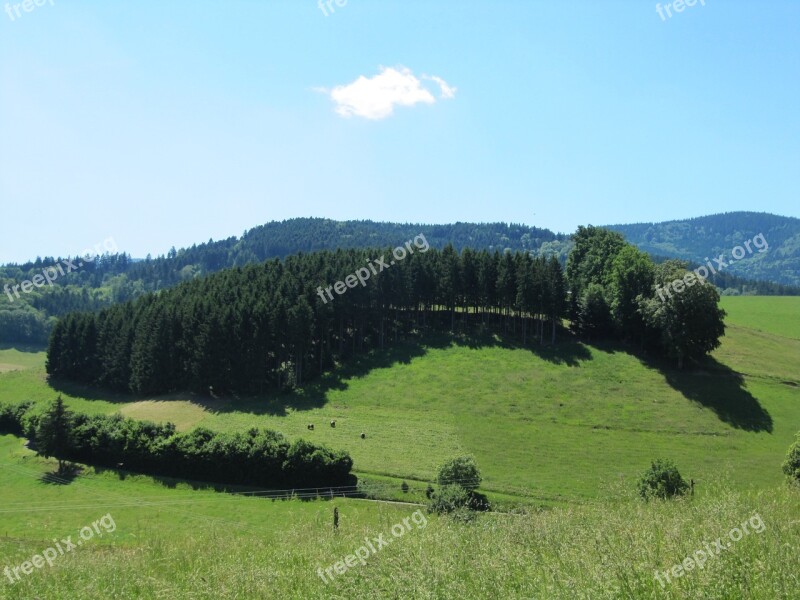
[1, 482, 796, 599]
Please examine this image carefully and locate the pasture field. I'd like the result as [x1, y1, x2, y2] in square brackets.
[0, 435, 797, 599]
[0, 345, 46, 374]
[0, 297, 798, 504]
[719, 296, 800, 340]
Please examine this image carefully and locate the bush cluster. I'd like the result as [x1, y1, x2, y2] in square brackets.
[427, 455, 490, 518]
[0, 401, 33, 436]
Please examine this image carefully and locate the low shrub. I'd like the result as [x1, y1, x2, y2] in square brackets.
[783, 431, 800, 484]
[0, 401, 32, 436]
[427, 484, 471, 515]
[638, 459, 689, 500]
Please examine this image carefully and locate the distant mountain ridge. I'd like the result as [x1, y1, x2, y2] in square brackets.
[606, 212, 800, 287]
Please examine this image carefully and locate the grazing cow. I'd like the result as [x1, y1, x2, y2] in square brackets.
[360, 432, 366, 439]
[330, 420, 336, 428]
[307, 424, 314, 430]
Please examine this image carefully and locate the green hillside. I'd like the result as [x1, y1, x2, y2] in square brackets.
[1, 297, 797, 505]
[718, 296, 800, 340]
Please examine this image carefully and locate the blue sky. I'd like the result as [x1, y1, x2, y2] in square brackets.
[1, 0, 798, 262]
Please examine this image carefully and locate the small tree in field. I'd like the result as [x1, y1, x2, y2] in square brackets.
[36, 396, 72, 474]
[437, 456, 482, 492]
[429, 456, 489, 517]
[783, 432, 800, 485]
[638, 459, 689, 500]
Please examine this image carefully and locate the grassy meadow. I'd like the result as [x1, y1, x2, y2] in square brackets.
[0, 296, 798, 598]
[1, 297, 798, 503]
[0, 434, 797, 599]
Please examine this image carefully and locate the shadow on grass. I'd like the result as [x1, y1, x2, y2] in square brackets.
[192, 326, 592, 417]
[45, 328, 588, 418]
[93, 464, 359, 502]
[39, 465, 82, 485]
[661, 357, 772, 433]
[48, 327, 591, 417]
[453, 327, 592, 367]
[554, 333, 773, 433]
[47, 378, 140, 404]
[44, 323, 769, 434]
[44, 342, 436, 413]
[190, 341, 435, 417]
[625, 349, 773, 433]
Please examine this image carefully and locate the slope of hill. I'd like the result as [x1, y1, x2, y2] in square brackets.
[607, 212, 800, 286]
[2, 297, 798, 504]
[2, 296, 798, 598]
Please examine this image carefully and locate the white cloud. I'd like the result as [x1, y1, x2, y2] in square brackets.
[424, 75, 457, 99]
[323, 66, 455, 120]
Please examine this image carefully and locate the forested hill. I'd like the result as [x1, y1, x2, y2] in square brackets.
[0, 219, 568, 345]
[239, 219, 568, 257]
[607, 212, 800, 287]
[45, 225, 736, 394]
[126, 218, 570, 287]
[2, 215, 798, 346]
[2, 219, 570, 295]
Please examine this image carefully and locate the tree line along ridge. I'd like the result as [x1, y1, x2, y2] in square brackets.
[46, 228, 727, 395]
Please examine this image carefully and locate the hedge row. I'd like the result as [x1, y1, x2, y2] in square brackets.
[0, 401, 353, 489]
